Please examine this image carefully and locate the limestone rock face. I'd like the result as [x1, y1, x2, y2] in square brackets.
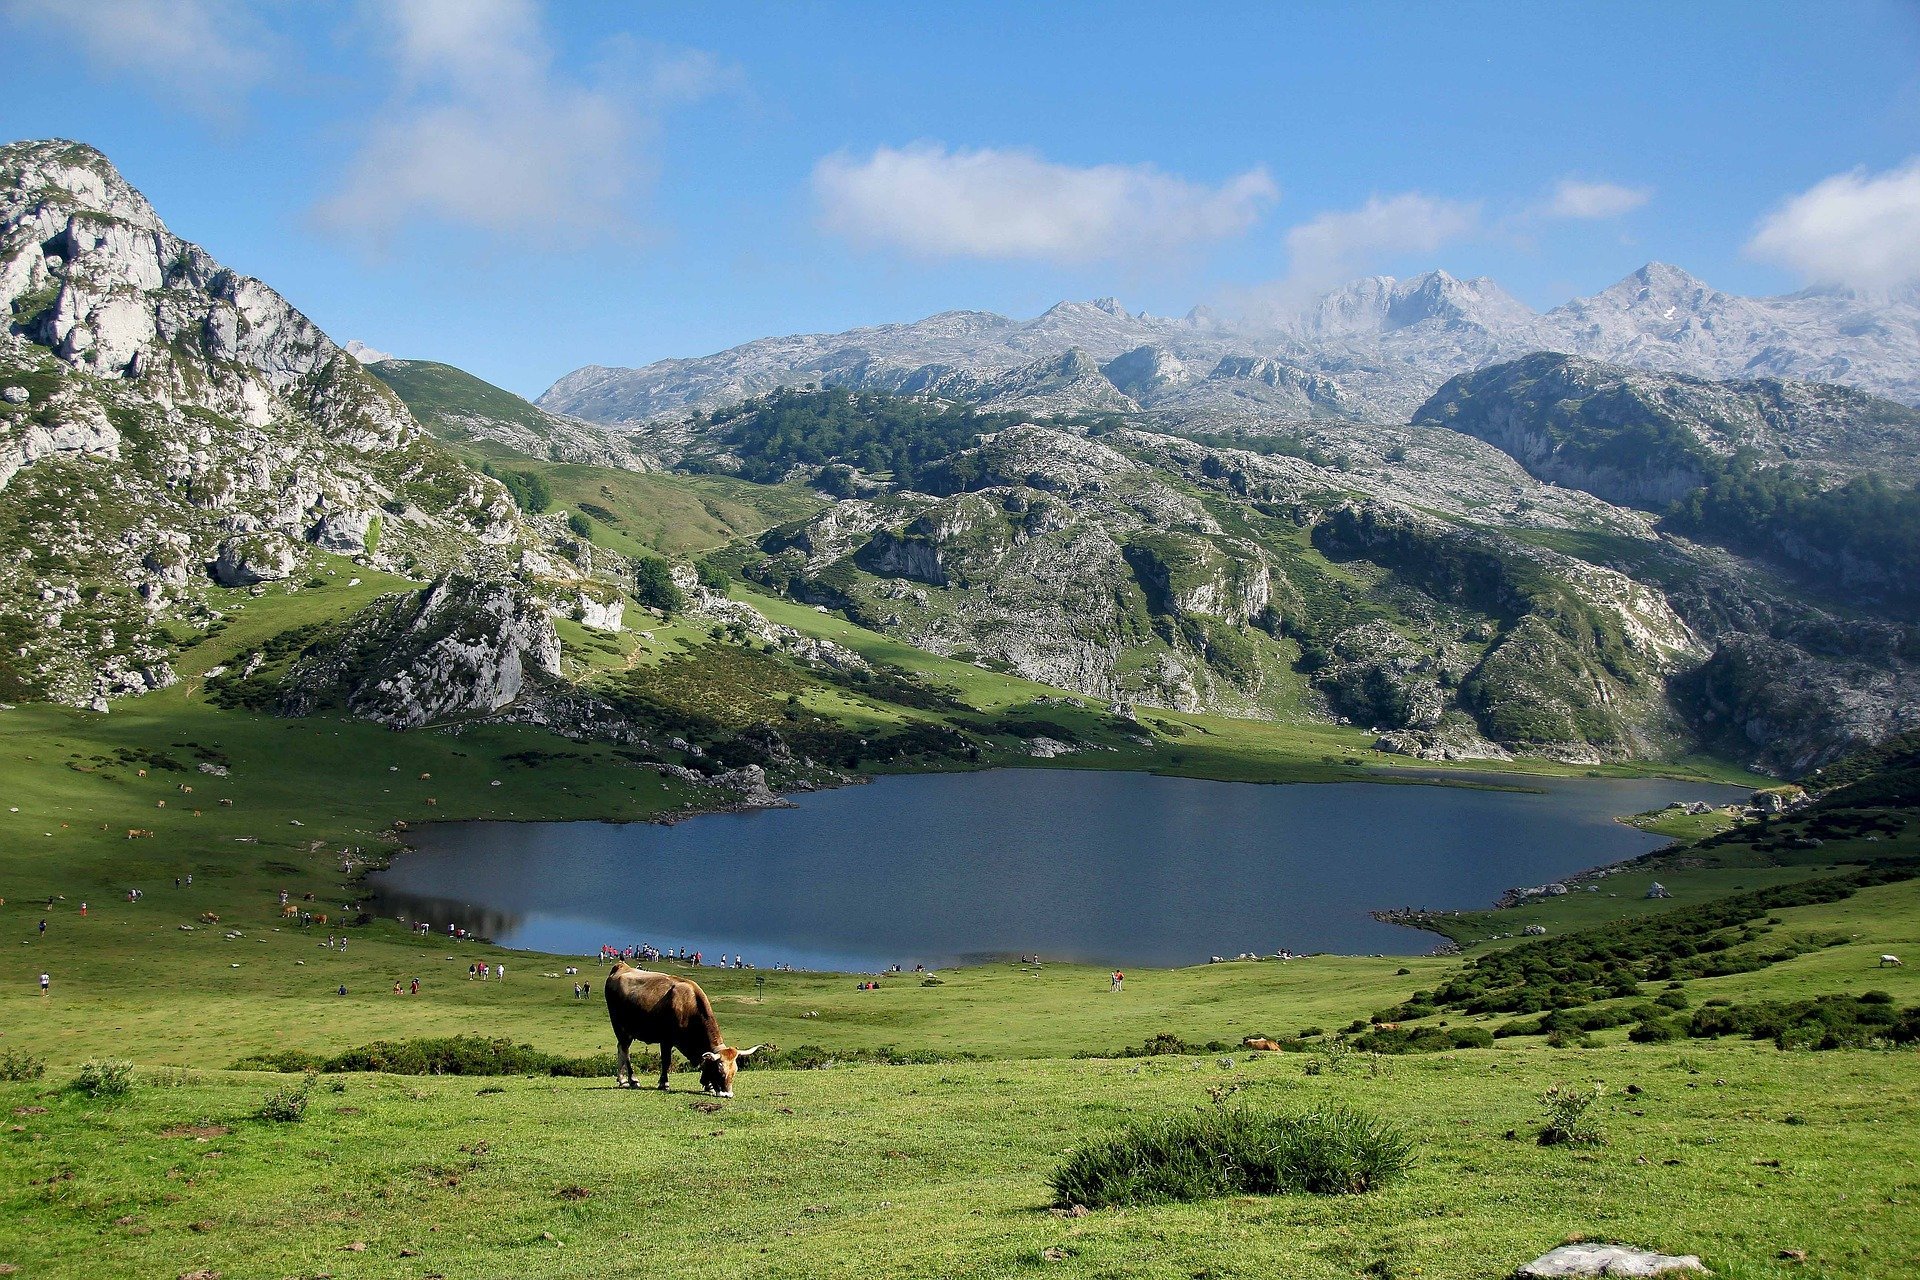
[0, 139, 588, 708]
[282, 575, 563, 729]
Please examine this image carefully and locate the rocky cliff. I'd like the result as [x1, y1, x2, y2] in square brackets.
[0, 140, 606, 708]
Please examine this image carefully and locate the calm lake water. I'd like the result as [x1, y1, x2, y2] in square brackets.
[365, 768, 1744, 969]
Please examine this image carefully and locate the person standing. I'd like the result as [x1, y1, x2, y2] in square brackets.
[497, 963, 505, 982]
[78, 902, 87, 917]
[410, 978, 419, 996]
[38, 918, 46, 936]
[39, 972, 50, 997]
[1110, 970, 1124, 993]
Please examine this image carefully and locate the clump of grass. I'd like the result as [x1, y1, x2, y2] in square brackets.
[0, 1049, 47, 1082]
[1303, 1038, 1351, 1076]
[70, 1059, 135, 1100]
[1537, 1082, 1606, 1146]
[1050, 1104, 1413, 1208]
[257, 1073, 317, 1122]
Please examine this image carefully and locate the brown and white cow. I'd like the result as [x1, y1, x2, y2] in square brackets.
[604, 963, 767, 1096]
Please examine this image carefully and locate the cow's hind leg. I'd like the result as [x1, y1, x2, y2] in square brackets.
[615, 1036, 633, 1088]
[657, 1043, 672, 1091]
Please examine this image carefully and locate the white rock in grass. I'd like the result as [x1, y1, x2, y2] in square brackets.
[1515, 1243, 1707, 1278]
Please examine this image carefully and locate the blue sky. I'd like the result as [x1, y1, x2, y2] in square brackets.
[3, 0, 1918, 398]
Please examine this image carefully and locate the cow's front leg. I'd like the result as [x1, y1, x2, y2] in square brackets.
[657, 1044, 672, 1091]
[615, 1036, 633, 1088]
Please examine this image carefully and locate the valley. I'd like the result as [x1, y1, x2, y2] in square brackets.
[2, 133, 1918, 1280]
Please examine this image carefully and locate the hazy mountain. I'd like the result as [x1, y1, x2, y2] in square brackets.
[541, 266, 1920, 427]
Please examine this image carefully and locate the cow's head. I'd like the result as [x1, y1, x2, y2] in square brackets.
[698, 1043, 767, 1097]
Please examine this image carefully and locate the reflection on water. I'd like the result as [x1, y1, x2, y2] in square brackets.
[366, 768, 1743, 970]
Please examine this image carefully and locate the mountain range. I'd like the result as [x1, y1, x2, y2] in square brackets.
[540, 267, 1920, 427]
[5, 137, 1918, 779]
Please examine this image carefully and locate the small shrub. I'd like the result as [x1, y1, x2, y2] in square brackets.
[257, 1073, 316, 1122]
[1051, 1104, 1412, 1208]
[1538, 1082, 1606, 1146]
[71, 1059, 135, 1100]
[1304, 1038, 1352, 1076]
[1629, 1018, 1680, 1043]
[0, 1049, 47, 1082]
[920, 977, 943, 987]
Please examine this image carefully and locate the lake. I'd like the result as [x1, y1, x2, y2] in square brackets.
[365, 768, 1745, 969]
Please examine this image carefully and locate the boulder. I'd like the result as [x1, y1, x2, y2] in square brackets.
[210, 534, 299, 587]
[308, 510, 375, 554]
[1515, 1243, 1707, 1278]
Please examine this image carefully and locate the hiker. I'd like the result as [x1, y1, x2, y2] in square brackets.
[38, 919, 46, 936]
[410, 978, 419, 995]
[1110, 970, 1124, 993]
[497, 963, 506, 982]
[78, 902, 86, 917]
[39, 972, 50, 997]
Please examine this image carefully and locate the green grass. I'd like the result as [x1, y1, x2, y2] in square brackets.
[3, 1044, 1915, 1278]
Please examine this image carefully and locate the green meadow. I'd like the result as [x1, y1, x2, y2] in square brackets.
[1, 573, 1915, 1278]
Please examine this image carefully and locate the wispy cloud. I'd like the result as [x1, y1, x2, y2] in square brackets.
[316, 0, 738, 249]
[1540, 178, 1652, 220]
[813, 143, 1277, 262]
[1747, 157, 1920, 291]
[1281, 193, 1483, 294]
[1, 0, 274, 119]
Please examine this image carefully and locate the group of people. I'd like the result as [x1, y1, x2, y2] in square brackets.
[467, 961, 505, 981]
[390, 978, 420, 995]
[598, 943, 755, 969]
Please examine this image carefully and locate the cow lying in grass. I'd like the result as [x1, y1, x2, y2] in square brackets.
[604, 963, 767, 1097]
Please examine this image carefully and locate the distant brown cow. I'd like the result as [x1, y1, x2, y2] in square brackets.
[1241, 1036, 1284, 1052]
[604, 963, 767, 1096]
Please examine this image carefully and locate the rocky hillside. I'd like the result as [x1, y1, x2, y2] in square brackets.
[676, 382, 1916, 773]
[1416, 354, 1920, 615]
[1415, 353, 1920, 508]
[0, 140, 617, 707]
[367, 358, 652, 471]
[541, 267, 1920, 427]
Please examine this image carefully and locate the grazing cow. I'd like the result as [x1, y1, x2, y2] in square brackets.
[604, 962, 767, 1096]
[1241, 1037, 1284, 1052]
[1882, 954, 1903, 968]
[281, 904, 298, 918]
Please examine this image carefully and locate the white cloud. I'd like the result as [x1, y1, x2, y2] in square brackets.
[317, 0, 736, 247]
[1542, 178, 1651, 220]
[1282, 193, 1483, 292]
[1747, 158, 1920, 291]
[1, 0, 273, 118]
[813, 143, 1276, 262]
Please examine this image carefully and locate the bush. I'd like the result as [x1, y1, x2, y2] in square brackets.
[633, 558, 686, 614]
[1537, 1083, 1605, 1146]
[71, 1059, 135, 1100]
[1629, 1018, 1680, 1043]
[232, 1036, 621, 1078]
[1051, 1105, 1412, 1208]
[0, 1049, 47, 1082]
[257, 1073, 316, 1122]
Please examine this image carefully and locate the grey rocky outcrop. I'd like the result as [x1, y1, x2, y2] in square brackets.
[281, 574, 563, 729]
